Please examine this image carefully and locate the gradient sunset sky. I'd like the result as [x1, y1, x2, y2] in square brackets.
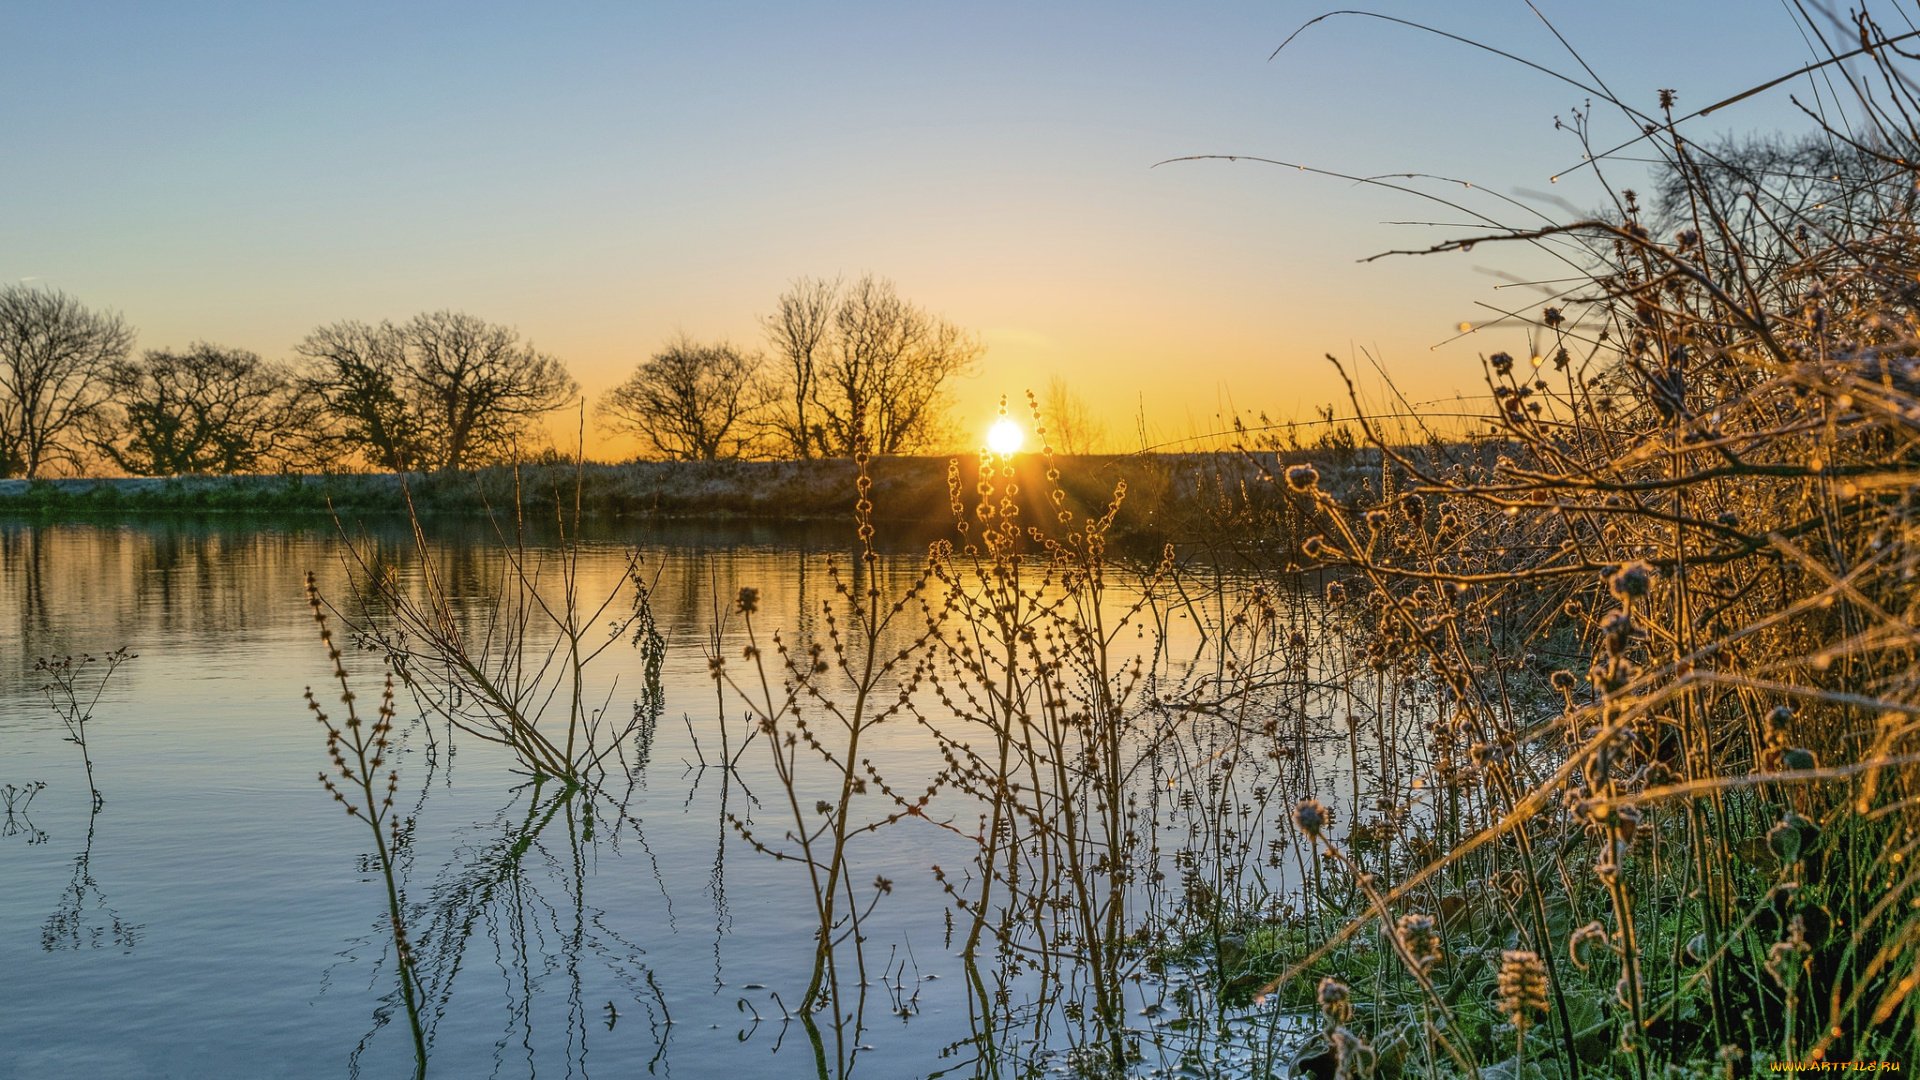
[3, 2, 1827, 456]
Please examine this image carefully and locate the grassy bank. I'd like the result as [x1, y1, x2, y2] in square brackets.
[0, 450, 1371, 553]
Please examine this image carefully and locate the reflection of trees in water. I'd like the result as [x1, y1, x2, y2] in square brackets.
[0, 524, 54, 640]
[0, 518, 351, 698]
[0, 516, 858, 701]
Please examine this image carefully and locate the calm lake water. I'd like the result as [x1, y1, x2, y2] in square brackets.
[0, 516, 1346, 1079]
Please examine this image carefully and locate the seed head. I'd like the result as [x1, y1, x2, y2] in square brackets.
[1614, 803, 1641, 842]
[1317, 976, 1353, 1025]
[1766, 916, 1812, 984]
[736, 586, 760, 615]
[1767, 816, 1806, 863]
[1568, 921, 1611, 970]
[1396, 913, 1441, 971]
[1599, 609, 1635, 656]
[1286, 463, 1320, 492]
[1780, 747, 1818, 771]
[1403, 494, 1425, 526]
[1495, 950, 1549, 1030]
[1294, 798, 1329, 838]
[1607, 561, 1653, 600]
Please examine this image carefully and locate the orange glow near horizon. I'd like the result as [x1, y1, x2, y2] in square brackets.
[3, 4, 1820, 470]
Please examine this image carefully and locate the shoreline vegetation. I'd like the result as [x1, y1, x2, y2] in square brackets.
[21, 9, 1920, 1079]
[0, 449, 1371, 551]
[266, 20, 1920, 1074]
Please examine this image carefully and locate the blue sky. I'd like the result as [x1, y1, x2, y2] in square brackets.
[0, 1, 1846, 452]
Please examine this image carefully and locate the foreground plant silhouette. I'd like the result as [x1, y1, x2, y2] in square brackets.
[335, 463, 654, 788]
[36, 648, 134, 811]
[1220, 14, 1920, 1073]
[36, 649, 139, 954]
[305, 571, 428, 1079]
[713, 446, 937, 1079]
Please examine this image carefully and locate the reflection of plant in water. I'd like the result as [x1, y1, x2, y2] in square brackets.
[709, 399, 1380, 1079]
[2, 781, 47, 843]
[625, 563, 668, 774]
[40, 806, 141, 951]
[915, 402, 1249, 1076]
[918, 439, 1153, 1072]
[314, 490, 677, 1076]
[36, 647, 134, 810]
[406, 779, 673, 1075]
[304, 572, 428, 1080]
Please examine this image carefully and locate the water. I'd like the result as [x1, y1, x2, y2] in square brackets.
[0, 516, 1348, 1079]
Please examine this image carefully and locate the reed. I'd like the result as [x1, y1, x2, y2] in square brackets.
[34, 648, 137, 954]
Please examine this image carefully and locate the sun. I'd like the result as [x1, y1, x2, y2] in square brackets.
[986, 418, 1023, 456]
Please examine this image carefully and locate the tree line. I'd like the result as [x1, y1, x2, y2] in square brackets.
[599, 273, 983, 460]
[0, 273, 991, 478]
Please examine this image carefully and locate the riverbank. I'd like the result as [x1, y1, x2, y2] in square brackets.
[0, 451, 1371, 552]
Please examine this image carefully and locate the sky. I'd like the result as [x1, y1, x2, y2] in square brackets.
[0, 1, 1854, 457]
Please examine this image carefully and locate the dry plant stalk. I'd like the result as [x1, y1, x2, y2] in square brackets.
[335, 469, 650, 787]
[304, 571, 427, 1079]
[1234, 12, 1920, 1075]
[718, 15, 1920, 1077]
[35, 648, 133, 810]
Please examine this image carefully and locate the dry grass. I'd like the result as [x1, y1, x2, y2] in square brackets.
[276, 16, 1920, 1079]
[700, 15, 1920, 1079]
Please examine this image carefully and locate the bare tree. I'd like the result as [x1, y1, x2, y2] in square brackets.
[91, 343, 308, 476]
[810, 275, 982, 455]
[0, 286, 134, 477]
[399, 311, 576, 470]
[295, 320, 426, 471]
[598, 336, 764, 461]
[760, 275, 839, 458]
[295, 312, 576, 471]
[1041, 374, 1107, 455]
[1649, 133, 1901, 247]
